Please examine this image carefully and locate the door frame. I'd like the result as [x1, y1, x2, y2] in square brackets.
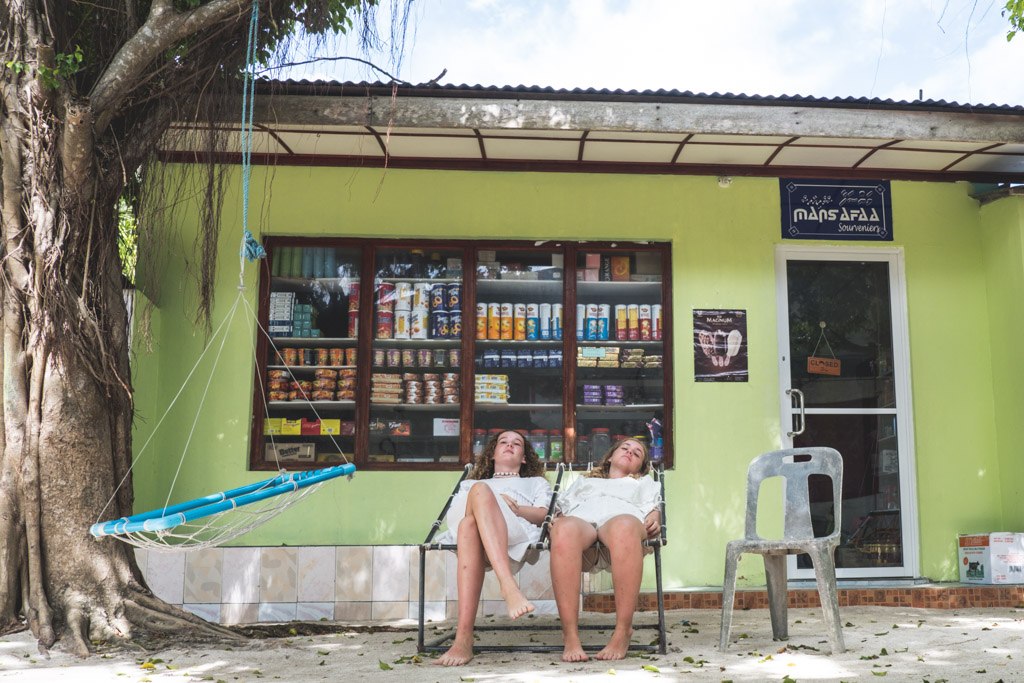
[774, 245, 920, 579]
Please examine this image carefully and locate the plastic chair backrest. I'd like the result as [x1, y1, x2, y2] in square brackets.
[743, 447, 843, 542]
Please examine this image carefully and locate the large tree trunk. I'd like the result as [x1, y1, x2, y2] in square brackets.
[0, 10, 239, 655]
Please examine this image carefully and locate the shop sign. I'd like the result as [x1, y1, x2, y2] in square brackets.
[780, 179, 893, 241]
[807, 356, 841, 376]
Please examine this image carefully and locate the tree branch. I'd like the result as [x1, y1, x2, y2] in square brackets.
[256, 56, 413, 85]
[90, 0, 253, 133]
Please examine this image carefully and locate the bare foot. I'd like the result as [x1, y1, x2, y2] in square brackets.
[435, 639, 474, 666]
[594, 627, 633, 661]
[501, 585, 535, 619]
[561, 636, 589, 663]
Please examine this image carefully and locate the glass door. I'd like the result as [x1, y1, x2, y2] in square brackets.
[776, 247, 917, 578]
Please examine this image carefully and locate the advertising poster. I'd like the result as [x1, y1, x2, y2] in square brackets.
[694, 309, 747, 382]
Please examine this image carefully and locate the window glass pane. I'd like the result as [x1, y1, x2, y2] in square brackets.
[473, 247, 565, 463]
[263, 245, 361, 466]
[369, 247, 463, 464]
[574, 249, 666, 465]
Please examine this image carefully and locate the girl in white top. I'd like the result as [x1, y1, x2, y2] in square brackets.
[435, 430, 552, 667]
[550, 438, 661, 663]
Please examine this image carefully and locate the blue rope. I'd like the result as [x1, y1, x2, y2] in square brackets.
[239, 0, 265, 264]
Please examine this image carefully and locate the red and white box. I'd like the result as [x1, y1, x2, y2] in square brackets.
[958, 532, 1024, 584]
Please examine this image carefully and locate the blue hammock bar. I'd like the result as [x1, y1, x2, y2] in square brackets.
[91, 463, 355, 541]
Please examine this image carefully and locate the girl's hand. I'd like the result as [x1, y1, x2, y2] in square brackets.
[501, 494, 521, 516]
[644, 509, 661, 539]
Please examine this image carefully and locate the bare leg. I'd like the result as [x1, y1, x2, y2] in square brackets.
[550, 516, 598, 662]
[435, 515, 485, 666]
[594, 515, 646, 661]
[465, 483, 534, 619]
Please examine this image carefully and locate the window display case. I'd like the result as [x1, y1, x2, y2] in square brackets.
[368, 246, 464, 464]
[252, 239, 672, 471]
[573, 248, 668, 465]
[471, 246, 565, 462]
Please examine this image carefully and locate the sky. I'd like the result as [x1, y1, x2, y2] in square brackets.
[278, 0, 1024, 106]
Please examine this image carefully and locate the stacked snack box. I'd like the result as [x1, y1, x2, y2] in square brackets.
[474, 374, 509, 403]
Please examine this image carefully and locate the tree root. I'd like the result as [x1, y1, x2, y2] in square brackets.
[122, 590, 244, 651]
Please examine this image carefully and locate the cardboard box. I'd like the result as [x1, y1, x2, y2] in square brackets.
[263, 418, 284, 435]
[280, 418, 302, 436]
[265, 442, 315, 463]
[300, 419, 321, 436]
[958, 533, 1024, 584]
[320, 419, 341, 435]
[584, 253, 601, 269]
[610, 255, 631, 281]
[433, 418, 460, 437]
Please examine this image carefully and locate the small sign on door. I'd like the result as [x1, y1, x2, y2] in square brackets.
[807, 356, 841, 376]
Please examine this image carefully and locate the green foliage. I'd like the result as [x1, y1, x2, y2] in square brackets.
[117, 197, 138, 285]
[4, 46, 83, 89]
[1004, 0, 1024, 40]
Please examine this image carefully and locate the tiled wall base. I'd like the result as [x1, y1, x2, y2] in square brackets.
[137, 545, 575, 625]
[584, 585, 1024, 612]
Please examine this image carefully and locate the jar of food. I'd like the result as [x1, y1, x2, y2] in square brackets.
[548, 429, 564, 462]
[590, 428, 611, 461]
[472, 429, 488, 457]
[576, 436, 591, 465]
[528, 429, 548, 461]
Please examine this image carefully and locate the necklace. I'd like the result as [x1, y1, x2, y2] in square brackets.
[493, 471, 520, 478]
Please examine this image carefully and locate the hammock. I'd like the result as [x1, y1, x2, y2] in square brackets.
[91, 465, 354, 552]
[91, 2, 354, 552]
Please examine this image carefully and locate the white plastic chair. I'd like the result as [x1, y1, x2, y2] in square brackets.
[719, 447, 845, 654]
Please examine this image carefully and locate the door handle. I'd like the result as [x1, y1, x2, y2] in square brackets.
[786, 388, 805, 438]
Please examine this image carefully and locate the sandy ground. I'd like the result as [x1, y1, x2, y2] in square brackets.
[2, 606, 1023, 682]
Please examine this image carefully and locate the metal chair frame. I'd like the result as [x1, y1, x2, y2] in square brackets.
[417, 463, 667, 655]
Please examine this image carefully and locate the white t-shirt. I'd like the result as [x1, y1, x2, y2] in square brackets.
[437, 476, 552, 565]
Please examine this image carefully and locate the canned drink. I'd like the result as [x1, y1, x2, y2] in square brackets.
[499, 302, 514, 340]
[430, 310, 450, 339]
[576, 304, 586, 340]
[345, 347, 357, 366]
[412, 282, 432, 310]
[449, 348, 461, 367]
[614, 304, 628, 341]
[373, 348, 386, 366]
[446, 283, 461, 312]
[394, 281, 413, 310]
[401, 348, 416, 366]
[394, 309, 411, 339]
[410, 307, 429, 339]
[586, 317, 599, 341]
[552, 303, 563, 340]
[627, 304, 640, 341]
[375, 282, 396, 312]
[652, 304, 663, 340]
[386, 348, 402, 367]
[433, 348, 448, 367]
[487, 303, 501, 340]
[513, 303, 527, 340]
[598, 304, 611, 341]
[417, 348, 432, 367]
[282, 347, 298, 366]
[638, 304, 653, 341]
[375, 311, 394, 339]
[448, 310, 462, 339]
[330, 348, 344, 366]
[347, 309, 359, 338]
[316, 348, 330, 366]
[539, 303, 552, 340]
[430, 284, 447, 311]
[476, 303, 488, 339]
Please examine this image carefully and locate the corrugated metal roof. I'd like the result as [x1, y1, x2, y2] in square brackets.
[256, 79, 1024, 114]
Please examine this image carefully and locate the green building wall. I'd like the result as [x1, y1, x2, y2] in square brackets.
[132, 165, 1017, 587]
